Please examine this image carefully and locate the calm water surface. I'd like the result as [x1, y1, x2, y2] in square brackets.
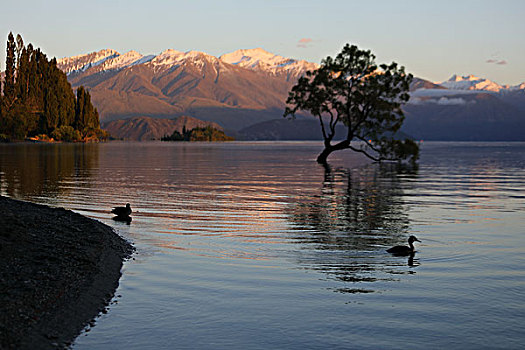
[1, 141, 524, 349]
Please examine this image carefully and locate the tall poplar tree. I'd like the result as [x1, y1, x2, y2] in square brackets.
[74, 86, 100, 132]
[4, 32, 16, 106]
[1, 33, 104, 140]
[16, 34, 23, 69]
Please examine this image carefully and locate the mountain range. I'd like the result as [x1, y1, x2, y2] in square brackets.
[56, 48, 525, 141]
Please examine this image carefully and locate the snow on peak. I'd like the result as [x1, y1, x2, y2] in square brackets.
[57, 49, 158, 74]
[448, 74, 481, 82]
[438, 74, 504, 92]
[58, 47, 319, 79]
[184, 50, 220, 63]
[220, 48, 281, 67]
[220, 48, 318, 79]
[58, 49, 119, 64]
[148, 49, 222, 71]
[57, 49, 120, 74]
[149, 49, 185, 67]
[97, 50, 152, 71]
[185, 50, 209, 57]
[158, 48, 185, 57]
[502, 82, 525, 92]
[56, 48, 525, 93]
[513, 82, 525, 90]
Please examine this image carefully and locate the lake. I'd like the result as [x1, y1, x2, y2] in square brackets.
[1, 141, 524, 349]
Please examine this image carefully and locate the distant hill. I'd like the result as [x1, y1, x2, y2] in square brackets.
[103, 116, 223, 141]
[403, 92, 525, 140]
[410, 77, 446, 91]
[238, 118, 343, 141]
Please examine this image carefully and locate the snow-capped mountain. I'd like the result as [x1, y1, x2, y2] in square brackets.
[99, 50, 155, 71]
[57, 47, 318, 80]
[220, 48, 318, 80]
[405, 76, 525, 141]
[58, 47, 308, 129]
[411, 75, 525, 108]
[57, 49, 119, 74]
[507, 82, 525, 91]
[54, 48, 525, 141]
[147, 49, 183, 68]
[57, 49, 156, 74]
[148, 49, 222, 69]
[435, 74, 524, 92]
[59, 48, 523, 93]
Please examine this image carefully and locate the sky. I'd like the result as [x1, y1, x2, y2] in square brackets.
[1, 0, 524, 85]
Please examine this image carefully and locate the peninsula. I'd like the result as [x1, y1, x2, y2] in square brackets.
[0, 196, 133, 349]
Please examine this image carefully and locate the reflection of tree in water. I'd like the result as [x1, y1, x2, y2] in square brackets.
[0, 144, 98, 199]
[287, 163, 418, 293]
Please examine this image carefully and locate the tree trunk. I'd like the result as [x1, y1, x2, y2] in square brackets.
[317, 139, 351, 164]
[316, 146, 334, 164]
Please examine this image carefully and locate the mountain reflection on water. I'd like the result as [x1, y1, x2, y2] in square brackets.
[286, 163, 420, 292]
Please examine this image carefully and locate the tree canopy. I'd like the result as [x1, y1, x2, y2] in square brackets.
[284, 44, 419, 164]
[0, 32, 106, 142]
[161, 126, 234, 142]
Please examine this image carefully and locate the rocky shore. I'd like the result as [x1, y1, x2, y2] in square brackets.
[0, 196, 134, 349]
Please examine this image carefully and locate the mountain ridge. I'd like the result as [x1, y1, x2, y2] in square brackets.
[55, 48, 525, 141]
[57, 47, 317, 79]
[58, 48, 524, 91]
[59, 47, 307, 130]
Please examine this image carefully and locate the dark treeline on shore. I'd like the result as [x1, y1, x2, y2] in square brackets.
[161, 125, 235, 142]
[0, 32, 107, 142]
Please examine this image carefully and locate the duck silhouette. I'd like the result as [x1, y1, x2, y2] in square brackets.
[387, 235, 421, 256]
[111, 203, 132, 217]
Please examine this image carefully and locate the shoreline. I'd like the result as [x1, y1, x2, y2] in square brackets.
[0, 196, 134, 349]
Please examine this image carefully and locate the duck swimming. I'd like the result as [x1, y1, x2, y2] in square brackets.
[111, 203, 132, 217]
[387, 235, 421, 255]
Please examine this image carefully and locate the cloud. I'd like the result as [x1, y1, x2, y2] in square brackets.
[436, 97, 467, 105]
[408, 96, 472, 106]
[297, 38, 313, 48]
[486, 58, 507, 65]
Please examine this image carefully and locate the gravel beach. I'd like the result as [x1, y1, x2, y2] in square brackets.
[0, 196, 134, 349]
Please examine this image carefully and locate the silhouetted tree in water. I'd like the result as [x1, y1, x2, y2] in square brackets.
[284, 44, 419, 164]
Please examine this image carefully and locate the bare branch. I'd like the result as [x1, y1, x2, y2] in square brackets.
[326, 109, 341, 139]
[318, 114, 329, 141]
[355, 135, 383, 154]
[348, 145, 380, 162]
[326, 109, 335, 136]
